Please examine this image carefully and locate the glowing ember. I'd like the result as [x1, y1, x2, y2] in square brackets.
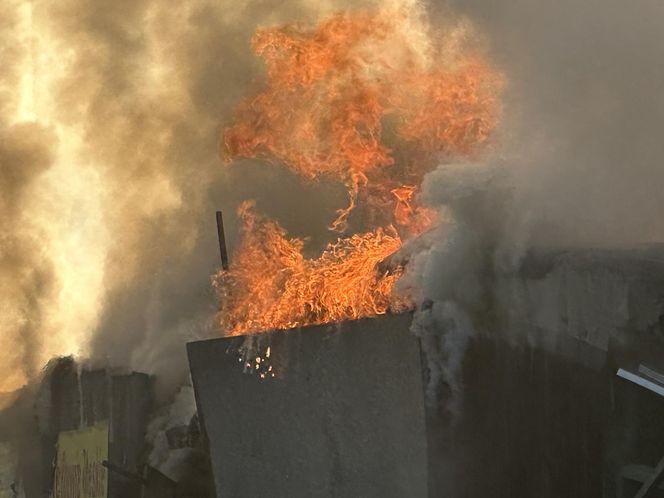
[216, 7, 502, 335]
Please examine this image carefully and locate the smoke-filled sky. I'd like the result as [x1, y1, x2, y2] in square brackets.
[2, 0, 663, 394]
[439, 0, 664, 249]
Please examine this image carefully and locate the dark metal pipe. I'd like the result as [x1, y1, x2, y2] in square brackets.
[216, 211, 229, 270]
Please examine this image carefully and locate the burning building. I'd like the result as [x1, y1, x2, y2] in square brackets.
[186, 6, 664, 496]
[3, 0, 664, 497]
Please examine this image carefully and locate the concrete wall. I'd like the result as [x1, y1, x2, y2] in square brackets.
[188, 313, 428, 498]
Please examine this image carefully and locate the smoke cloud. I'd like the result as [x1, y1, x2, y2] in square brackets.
[0, 0, 383, 396]
[0, 123, 57, 392]
[401, 162, 506, 412]
[404, 0, 664, 409]
[3, 0, 660, 437]
[438, 0, 664, 250]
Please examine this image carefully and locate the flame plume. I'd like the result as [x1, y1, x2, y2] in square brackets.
[224, 7, 502, 230]
[217, 7, 503, 335]
[215, 201, 407, 336]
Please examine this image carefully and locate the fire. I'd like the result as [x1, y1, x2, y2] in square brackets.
[391, 185, 437, 236]
[216, 6, 502, 335]
[214, 202, 407, 335]
[224, 8, 502, 230]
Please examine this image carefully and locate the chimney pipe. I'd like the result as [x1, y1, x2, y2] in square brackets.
[216, 211, 229, 271]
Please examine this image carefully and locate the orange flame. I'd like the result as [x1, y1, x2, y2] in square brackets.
[214, 201, 407, 336]
[216, 8, 502, 335]
[391, 185, 437, 235]
[224, 9, 502, 229]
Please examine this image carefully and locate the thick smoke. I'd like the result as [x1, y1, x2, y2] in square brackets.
[1, 0, 381, 397]
[1, 2, 384, 489]
[4, 0, 660, 449]
[402, 163, 507, 415]
[0, 1, 58, 391]
[406, 0, 664, 410]
[0, 123, 57, 392]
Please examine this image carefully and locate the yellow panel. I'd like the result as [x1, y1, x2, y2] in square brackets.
[53, 423, 108, 498]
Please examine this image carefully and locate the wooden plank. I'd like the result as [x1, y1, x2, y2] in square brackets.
[638, 365, 664, 386]
[617, 369, 664, 397]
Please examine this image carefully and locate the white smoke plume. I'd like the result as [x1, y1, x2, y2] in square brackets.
[406, 0, 664, 410]
[1, 0, 385, 397]
[400, 162, 506, 413]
